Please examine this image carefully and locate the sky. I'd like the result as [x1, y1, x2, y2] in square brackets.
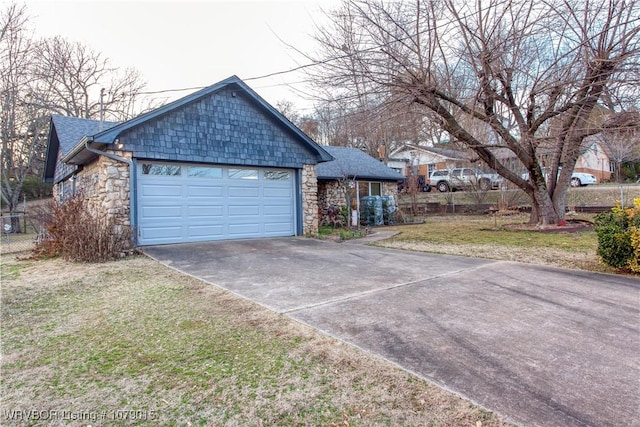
[22, 0, 341, 114]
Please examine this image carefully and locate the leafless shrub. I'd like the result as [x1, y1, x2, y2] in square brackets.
[32, 193, 133, 262]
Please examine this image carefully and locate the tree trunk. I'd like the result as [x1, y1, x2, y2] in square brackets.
[526, 176, 561, 225]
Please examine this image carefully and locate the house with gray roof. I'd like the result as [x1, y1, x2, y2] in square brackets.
[44, 75, 332, 245]
[316, 146, 403, 225]
[388, 144, 473, 180]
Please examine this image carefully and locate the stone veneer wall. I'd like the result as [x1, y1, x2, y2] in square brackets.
[382, 182, 399, 200]
[301, 164, 318, 235]
[318, 180, 399, 225]
[61, 151, 132, 229]
[318, 181, 347, 214]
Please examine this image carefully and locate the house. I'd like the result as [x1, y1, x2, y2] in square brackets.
[388, 144, 474, 180]
[44, 76, 333, 246]
[574, 140, 612, 183]
[316, 146, 404, 224]
[391, 142, 610, 184]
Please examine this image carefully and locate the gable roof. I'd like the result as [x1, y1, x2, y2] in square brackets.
[59, 75, 332, 164]
[316, 146, 404, 181]
[44, 75, 333, 182]
[43, 115, 120, 183]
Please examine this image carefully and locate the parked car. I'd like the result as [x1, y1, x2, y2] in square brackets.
[428, 168, 501, 192]
[521, 169, 597, 187]
[570, 171, 597, 187]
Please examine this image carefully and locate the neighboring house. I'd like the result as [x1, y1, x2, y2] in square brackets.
[388, 144, 474, 179]
[391, 142, 609, 183]
[44, 76, 333, 246]
[316, 146, 404, 223]
[574, 139, 612, 183]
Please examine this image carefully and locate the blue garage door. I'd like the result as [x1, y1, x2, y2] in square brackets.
[137, 162, 296, 245]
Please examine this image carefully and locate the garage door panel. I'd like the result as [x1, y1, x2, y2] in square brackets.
[187, 225, 224, 238]
[264, 205, 292, 215]
[228, 223, 261, 236]
[142, 226, 183, 240]
[141, 184, 182, 197]
[138, 162, 295, 245]
[187, 205, 224, 217]
[228, 205, 260, 216]
[265, 222, 294, 233]
[263, 187, 292, 197]
[228, 186, 260, 198]
[188, 185, 224, 197]
[141, 206, 182, 219]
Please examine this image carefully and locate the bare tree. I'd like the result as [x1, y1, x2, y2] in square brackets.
[310, 0, 640, 225]
[1, 2, 152, 228]
[32, 36, 147, 121]
[0, 3, 46, 231]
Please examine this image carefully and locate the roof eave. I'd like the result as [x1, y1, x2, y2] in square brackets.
[318, 175, 402, 182]
[60, 136, 100, 165]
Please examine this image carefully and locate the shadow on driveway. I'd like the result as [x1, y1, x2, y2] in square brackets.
[144, 237, 640, 427]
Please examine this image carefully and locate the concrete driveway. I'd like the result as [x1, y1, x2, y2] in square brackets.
[144, 237, 640, 427]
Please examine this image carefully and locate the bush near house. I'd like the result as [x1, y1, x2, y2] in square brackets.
[594, 199, 640, 272]
[32, 193, 133, 262]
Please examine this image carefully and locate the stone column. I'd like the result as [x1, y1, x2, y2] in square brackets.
[301, 164, 318, 235]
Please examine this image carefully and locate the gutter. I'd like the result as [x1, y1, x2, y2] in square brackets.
[60, 137, 91, 164]
[82, 139, 138, 240]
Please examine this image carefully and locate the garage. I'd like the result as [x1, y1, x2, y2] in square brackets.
[137, 162, 295, 245]
[44, 76, 333, 246]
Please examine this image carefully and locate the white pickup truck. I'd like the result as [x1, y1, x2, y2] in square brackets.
[428, 168, 502, 192]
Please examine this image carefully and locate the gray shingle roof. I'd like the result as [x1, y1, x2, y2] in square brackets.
[316, 146, 404, 181]
[51, 115, 119, 155]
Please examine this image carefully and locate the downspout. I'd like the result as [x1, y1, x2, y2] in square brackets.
[83, 140, 138, 242]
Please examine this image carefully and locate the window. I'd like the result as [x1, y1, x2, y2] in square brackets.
[369, 182, 381, 196]
[188, 166, 222, 178]
[264, 170, 290, 181]
[358, 181, 382, 196]
[228, 168, 258, 179]
[142, 163, 181, 176]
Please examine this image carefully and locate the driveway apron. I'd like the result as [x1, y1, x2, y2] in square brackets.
[144, 237, 640, 427]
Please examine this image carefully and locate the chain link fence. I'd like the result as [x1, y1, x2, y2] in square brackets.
[0, 212, 43, 255]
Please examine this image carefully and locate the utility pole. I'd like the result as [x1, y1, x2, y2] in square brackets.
[99, 88, 105, 131]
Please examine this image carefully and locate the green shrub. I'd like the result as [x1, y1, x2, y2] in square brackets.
[594, 199, 640, 272]
[32, 193, 133, 262]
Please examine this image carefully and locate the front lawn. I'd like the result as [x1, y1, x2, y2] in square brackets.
[376, 214, 611, 273]
[1, 256, 508, 426]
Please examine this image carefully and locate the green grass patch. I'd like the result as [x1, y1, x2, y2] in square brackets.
[0, 260, 32, 280]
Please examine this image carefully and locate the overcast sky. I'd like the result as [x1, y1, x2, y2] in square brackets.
[23, 0, 340, 113]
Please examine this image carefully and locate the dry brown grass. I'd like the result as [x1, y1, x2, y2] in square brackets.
[374, 213, 621, 274]
[1, 255, 510, 426]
